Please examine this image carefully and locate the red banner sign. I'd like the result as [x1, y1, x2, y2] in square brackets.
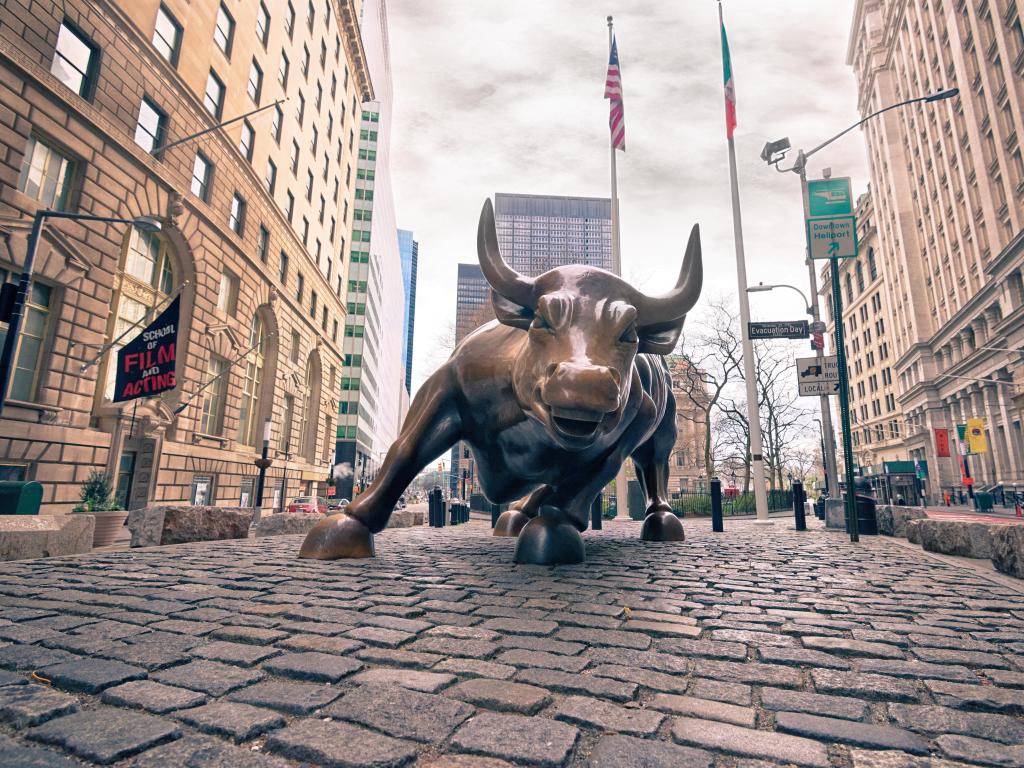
[934, 428, 950, 458]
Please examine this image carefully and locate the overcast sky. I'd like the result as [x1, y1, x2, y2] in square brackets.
[388, 0, 869, 394]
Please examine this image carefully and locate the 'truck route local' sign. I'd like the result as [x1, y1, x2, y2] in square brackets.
[114, 296, 179, 402]
[805, 177, 857, 260]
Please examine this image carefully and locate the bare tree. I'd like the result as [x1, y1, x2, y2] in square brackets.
[676, 297, 744, 476]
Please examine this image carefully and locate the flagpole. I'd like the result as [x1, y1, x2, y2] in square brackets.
[608, 15, 629, 522]
[720, 2, 770, 523]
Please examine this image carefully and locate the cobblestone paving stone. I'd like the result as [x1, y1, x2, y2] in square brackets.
[0, 518, 1022, 766]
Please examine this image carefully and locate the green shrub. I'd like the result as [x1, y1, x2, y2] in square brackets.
[72, 471, 122, 512]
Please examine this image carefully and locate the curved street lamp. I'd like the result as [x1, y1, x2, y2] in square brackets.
[747, 282, 813, 316]
[759, 87, 960, 542]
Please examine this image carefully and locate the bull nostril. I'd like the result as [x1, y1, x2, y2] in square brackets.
[545, 363, 559, 378]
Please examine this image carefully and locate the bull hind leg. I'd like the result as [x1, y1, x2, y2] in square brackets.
[494, 485, 552, 537]
[299, 368, 461, 560]
[632, 402, 684, 543]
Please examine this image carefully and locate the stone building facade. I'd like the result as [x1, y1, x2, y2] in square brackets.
[0, 0, 372, 511]
[666, 355, 709, 495]
[848, 0, 1024, 496]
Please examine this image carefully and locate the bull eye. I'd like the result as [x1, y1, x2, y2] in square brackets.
[619, 325, 639, 344]
[530, 315, 554, 334]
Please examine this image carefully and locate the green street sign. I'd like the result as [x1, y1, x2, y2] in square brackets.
[806, 177, 854, 217]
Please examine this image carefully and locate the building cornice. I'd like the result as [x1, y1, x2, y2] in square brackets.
[336, 0, 375, 102]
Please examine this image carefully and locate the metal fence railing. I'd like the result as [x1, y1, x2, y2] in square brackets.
[598, 488, 794, 519]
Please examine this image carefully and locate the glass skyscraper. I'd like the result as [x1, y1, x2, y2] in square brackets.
[397, 229, 418, 395]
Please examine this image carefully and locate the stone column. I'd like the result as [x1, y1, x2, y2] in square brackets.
[982, 383, 1005, 483]
[997, 378, 1022, 482]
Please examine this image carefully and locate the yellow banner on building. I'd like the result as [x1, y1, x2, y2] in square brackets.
[966, 418, 988, 454]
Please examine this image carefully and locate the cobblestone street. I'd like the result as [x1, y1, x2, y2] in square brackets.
[0, 519, 1022, 767]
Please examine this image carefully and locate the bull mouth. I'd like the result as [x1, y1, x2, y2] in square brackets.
[549, 406, 605, 439]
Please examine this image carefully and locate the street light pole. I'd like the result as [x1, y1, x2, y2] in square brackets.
[254, 417, 272, 508]
[0, 210, 162, 417]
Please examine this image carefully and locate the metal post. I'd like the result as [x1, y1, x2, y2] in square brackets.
[829, 257, 858, 542]
[793, 479, 807, 531]
[710, 476, 724, 532]
[278, 442, 290, 513]
[800, 163, 840, 497]
[254, 418, 271, 507]
[0, 211, 43, 417]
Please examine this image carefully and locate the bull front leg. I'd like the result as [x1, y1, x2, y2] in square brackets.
[631, 390, 684, 542]
[299, 366, 462, 559]
[493, 485, 553, 537]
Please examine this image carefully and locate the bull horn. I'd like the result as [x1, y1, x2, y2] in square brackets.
[636, 223, 703, 325]
[477, 199, 534, 308]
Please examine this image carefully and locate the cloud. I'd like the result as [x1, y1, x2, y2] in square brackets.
[388, 0, 869, 392]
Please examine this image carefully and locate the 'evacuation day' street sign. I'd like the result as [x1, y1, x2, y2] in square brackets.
[805, 176, 858, 260]
[796, 354, 840, 397]
[748, 320, 809, 340]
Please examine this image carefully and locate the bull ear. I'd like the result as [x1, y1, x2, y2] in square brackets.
[638, 316, 686, 355]
[491, 290, 533, 329]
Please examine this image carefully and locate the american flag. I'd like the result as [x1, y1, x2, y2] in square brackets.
[605, 36, 625, 151]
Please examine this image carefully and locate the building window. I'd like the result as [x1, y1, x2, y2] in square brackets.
[301, 216, 309, 245]
[214, 3, 234, 57]
[152, 4, 182, 65]
[247, 59, 263, 104]
[311, 126, 319, 154]
[296, 272, 304, 302]
[296, 92, 306, 125]
[256, 2, 271, 48]
[306, 0, 315, 31]
[190, 475, 215, 505]
[285, 1, 295, 38]
[332, 318, 338, 341]
[134, 97, 167, 154]
[320, 40, 327, 68]
[306, 170, 314, 201]
[302, 44, 310, 77]
[239, 119, 254, 161]
[17, 136, 74, 210]
[265, 159, 277, 194]
[204, 70, 225, 118]
[282, 394, 295, 449]
[272, 105, 283, 143]
[290, 330, 301, 363]
[51, 21, 98, 97]
[229, 193, 246, 235]
[217, 270, 239, 315]
[321, 306, 328, 331]
[199, 355, 228, 435]
[310, 290, 318, 319]
[191, 152, 212, 201]
[285, 191, 294, 222]
[279, 251, 289, 283]
[257, 225, 269, 263]
[104, 228, 175, 399]
[315, 81, 323, 111]
[0, 271, 52, 402]
[278, 51, 289, 87]
[290, 140, 300, 173]
[237, 314, 266, 445]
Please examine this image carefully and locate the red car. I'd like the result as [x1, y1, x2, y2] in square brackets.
[286, 496, 328, 514]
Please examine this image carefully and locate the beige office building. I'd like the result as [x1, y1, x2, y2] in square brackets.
[665, 355, 709, 495]
[846, 0, 1024, 497]
[0, 0, 372, 511]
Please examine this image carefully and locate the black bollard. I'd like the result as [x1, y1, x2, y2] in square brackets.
[710, 477, 724, 532]
[428, 487, 438, 527]
[793, 480, 806, 531]
[490, 503, 500, 528]
[591, 496, 603, 530]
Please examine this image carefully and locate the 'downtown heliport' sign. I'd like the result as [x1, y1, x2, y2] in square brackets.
[113, 296, 180, 402]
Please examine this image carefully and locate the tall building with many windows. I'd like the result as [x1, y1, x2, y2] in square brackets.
[397, 227, 417, 395]
[450, 192, 613, 498]
[335, 0, 406, 501]
[0, 0, 371, 511]
[846, 0, 1024, 499]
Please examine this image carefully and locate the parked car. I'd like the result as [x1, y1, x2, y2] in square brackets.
[327, 498, 350, 511]
[286, 496, 328, 514]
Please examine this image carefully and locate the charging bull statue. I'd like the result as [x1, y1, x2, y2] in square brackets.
[300, 198, 702, 564]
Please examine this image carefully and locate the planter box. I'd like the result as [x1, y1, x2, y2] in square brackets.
[127, 505, 253, 547]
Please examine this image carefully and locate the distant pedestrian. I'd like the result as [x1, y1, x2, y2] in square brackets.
[943, 491, 951, 507]
[896, 494, 905, 506]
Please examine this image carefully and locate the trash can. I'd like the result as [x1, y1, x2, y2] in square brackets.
[852, 478, 878, 535]
[0, 481, 43, 514]
[974, 492, 994, 512]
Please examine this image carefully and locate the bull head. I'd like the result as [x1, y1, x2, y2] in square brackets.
[476, 198, 702, 448]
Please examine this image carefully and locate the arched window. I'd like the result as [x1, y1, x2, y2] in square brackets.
[855, 260, 864, 292]
[237, 313, 265, 445]
[299, 352, 322, 461]
[845, 274, 853, 304]
[867, 247, 877, 280]
[103, 227, 175, 400]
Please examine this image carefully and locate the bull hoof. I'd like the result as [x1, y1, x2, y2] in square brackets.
[298, 513, 375, 559]
[513, 511, 585, 565]
[493, 509, 530, 537]
[641, 510, 685, 542]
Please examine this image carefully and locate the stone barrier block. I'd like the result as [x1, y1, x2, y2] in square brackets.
[990, 526, 1024, 579]
[386, 508, 423, 529]
[877, 505, 927, 537]
[0, 515, 95, 561]
[824, 500, 847, 531]
[128, 506, 253, 547]
[918, 520, 993, 559]
[905, 519, 924, 544]
[255, 512, 322, 537]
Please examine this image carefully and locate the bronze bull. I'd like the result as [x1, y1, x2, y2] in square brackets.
[300, 198, 702, 564]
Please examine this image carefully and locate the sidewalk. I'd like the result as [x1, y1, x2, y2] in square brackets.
[0, 518, 1022, 766]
